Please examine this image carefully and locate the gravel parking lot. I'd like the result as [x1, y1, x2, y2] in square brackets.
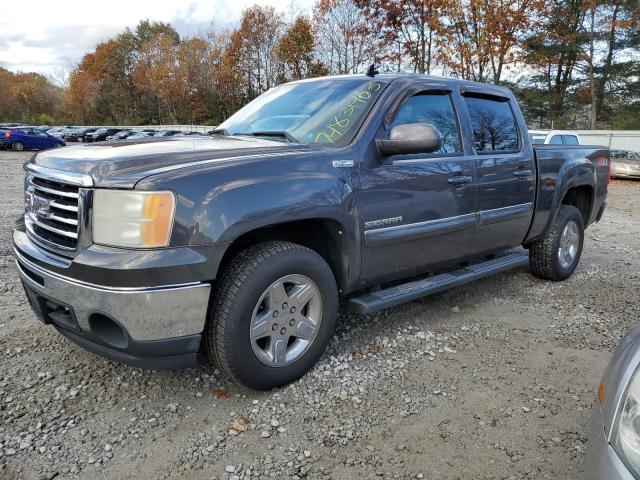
[1, 149, 639, 480]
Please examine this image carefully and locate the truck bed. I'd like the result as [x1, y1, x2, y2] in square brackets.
[525, 144, 610, 244]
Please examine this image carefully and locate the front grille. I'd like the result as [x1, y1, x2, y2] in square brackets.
[24, 166, 92, 254]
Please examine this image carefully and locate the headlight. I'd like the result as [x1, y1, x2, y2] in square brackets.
[93, 190, 175, 248]
[613, 365, 640, 477]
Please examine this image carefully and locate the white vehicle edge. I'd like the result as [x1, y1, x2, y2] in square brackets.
[528, 130, 582, 145]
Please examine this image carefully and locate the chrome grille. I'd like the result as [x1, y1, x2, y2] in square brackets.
[24, 165, 93, 254]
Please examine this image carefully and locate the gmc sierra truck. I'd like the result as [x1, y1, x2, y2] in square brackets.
[13, 74, 610, 390]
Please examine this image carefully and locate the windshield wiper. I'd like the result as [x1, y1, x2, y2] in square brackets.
[233, 131, 300, 144]
[209, 128, 229, 136]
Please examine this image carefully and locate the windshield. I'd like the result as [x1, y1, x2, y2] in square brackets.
[218, 78, 387, 147]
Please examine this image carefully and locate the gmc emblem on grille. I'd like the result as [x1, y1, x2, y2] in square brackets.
[25, 192, 52, 218]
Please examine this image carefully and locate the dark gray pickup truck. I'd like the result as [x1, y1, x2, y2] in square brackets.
[13, 74, 610, 389]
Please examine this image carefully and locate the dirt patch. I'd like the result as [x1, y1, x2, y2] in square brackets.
[1, 150, 639, 479]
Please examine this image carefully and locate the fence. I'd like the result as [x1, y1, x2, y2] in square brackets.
[574, 130, 640, 152]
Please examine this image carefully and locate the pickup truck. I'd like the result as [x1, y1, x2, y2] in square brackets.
[13, 73, 610, 390]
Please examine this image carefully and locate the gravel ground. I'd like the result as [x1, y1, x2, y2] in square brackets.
[1, 150, 639, 480]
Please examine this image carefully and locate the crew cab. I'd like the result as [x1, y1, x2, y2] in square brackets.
[13, 74, 610, 390]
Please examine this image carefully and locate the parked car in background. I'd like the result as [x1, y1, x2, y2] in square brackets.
[125, 131, 156, 140]
[2, 127, 65, 151]
[587, 323, 640, 479]
[153, 130, 182, 137]
[0, 123, 27, 128]
[46, 127, 72, 138]
[64, 127, 97, 143]
[86, 128, 124, 143]
[46, 127, 67, 137]
[106, 130, 134, 141]
[528, 130, 582, 145]
[610, 150, 640, 180]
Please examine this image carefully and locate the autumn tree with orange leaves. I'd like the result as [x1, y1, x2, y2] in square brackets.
[437, 0, 546, 83]
[354, 0, 450, 74]
[275, 17, 328, 81]
[1, 0, 638, 129]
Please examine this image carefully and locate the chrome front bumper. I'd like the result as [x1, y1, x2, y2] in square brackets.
[15, 248, 211, 342]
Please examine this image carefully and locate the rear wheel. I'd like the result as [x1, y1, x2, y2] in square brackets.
[529, 205, 584, 281]
[205, 241, 338, 390]
[12, 142, 24, 151]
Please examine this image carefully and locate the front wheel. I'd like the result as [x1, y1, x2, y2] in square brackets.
[205, 241, 338, 390]
[529, 205, 584, 281]
[12, 142, 24, 151]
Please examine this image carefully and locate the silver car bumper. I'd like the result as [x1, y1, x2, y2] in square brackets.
[586, 403, 635, 480]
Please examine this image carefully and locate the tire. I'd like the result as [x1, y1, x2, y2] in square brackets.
[529, 205, 584, 281]
[205, 241, 338, 390]
[12, 142, 24, 151]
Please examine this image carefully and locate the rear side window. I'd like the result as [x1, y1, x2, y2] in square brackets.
[562, 135, 579, 145]
[549, 135, 563, 144]
[463, 96, 519, 152]
[390, 92, 462, 153]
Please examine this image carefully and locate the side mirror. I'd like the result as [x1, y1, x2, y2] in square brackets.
[376, 123, 443, 159]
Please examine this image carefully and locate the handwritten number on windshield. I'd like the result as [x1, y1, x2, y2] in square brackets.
[314, 82, 382, 144]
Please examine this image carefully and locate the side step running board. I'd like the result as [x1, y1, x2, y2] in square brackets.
[346, 252, 529, 315]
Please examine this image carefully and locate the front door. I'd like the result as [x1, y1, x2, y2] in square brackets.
[357, 87, 478, 285]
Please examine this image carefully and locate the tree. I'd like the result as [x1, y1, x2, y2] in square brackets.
[440, 0, 545, 83]
[4, 2, 638, 129]
[314, 0, 374, 74]
[592, 0, 640, 126]
[355, 0, 448, 74]
[522, 0, 589, 127]
[0, 68, 67, 124]
[233, 6, 284, 99]
[275, 17, 327, 81]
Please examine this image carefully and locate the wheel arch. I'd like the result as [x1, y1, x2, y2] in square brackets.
[561, 184, 594, 226]
[217, 218, 350, 293]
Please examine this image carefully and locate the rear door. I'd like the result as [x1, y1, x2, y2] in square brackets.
[461, 92, 535, 252]
[358, 84, 478, 284]
[18, 129, 36, 149]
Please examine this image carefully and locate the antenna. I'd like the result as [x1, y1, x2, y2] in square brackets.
[366, 64, 379, 77]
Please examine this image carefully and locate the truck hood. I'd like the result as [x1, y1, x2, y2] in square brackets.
[31, 136, 309, 188]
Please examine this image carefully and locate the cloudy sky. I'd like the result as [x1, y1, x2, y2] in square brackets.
[0, 0, 314, 80]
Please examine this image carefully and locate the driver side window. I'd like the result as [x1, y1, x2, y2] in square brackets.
[390, 92, 462, 153]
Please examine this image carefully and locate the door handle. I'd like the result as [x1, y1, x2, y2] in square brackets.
[447, 175, 472, 186]
[513, 169, 532, 177]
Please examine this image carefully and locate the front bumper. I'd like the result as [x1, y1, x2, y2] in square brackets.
[586, 403, 635, 480]
[14, 239, 211, 370]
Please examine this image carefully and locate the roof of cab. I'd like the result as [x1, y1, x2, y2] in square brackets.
[289, 73, 513, 95]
